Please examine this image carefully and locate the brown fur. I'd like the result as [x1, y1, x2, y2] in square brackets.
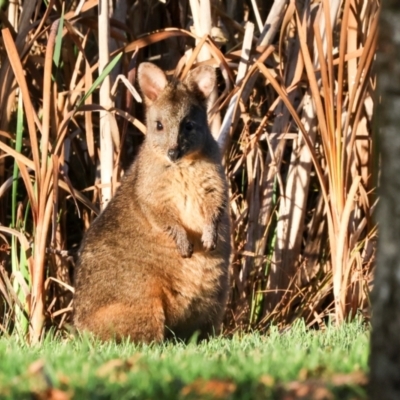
[73, 62, 231, 343]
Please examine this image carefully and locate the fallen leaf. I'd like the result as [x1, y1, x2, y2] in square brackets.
[56, 373, 70, 386]
[330, 371, 367, 386]
[96, 356, 142, 383]
[279, 372, 368, 400]
[181, 378, 236, 399]
[27, 359, 53, 392]
[28, 360, 46, 375]
[33, 388, 71, 400]
[298, 365, 327, 381]
[27, 360, 72, 400]
[259, 374, 275, 387]
[96, 358, 130, 377]
[283, 380, 333, 400]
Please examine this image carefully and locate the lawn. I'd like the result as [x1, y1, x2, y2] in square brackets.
[0, 320, 369, 400]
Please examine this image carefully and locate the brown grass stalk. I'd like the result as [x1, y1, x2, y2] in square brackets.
[0, 0, 379, 340]
[98, 0, 114, 209]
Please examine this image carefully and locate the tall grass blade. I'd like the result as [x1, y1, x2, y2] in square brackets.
[77, 52, 123, 109]
[11, 92, 29, 340]
[53, 6, 65, 69]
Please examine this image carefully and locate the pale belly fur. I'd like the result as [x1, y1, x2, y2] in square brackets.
[169, 163, 219, 234]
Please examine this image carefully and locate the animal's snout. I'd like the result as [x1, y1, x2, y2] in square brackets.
[168, 147, 180, 161]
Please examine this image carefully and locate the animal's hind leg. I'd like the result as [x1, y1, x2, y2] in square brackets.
[197, 321, 219, 341]
[196, 312, 225, 341]
[83, 298, 165, 343]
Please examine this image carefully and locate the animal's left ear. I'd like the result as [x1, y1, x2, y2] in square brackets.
[184, 65, 216, 100]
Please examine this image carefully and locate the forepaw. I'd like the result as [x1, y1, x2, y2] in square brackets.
[169, 225, 193, 258]
[176, 236, 194, 258]
[201, 224, 218, 251]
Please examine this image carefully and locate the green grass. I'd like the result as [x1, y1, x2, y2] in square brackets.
[0, 320, 369, 399]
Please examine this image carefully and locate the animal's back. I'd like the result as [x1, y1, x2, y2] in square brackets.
[73, 62, 231, 343]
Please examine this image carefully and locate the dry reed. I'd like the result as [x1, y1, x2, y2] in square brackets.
[0, 0, 378, 343]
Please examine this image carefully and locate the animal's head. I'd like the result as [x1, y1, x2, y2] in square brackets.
[137, 62, 216, 163]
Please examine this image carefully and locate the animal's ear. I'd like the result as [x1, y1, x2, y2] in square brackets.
[137, 62, 168, 104]
[184, 65, 216, 100]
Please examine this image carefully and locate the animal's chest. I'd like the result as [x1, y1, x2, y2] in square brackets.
[167, 165, 216, 232]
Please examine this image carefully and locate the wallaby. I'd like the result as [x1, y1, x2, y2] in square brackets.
[73, 62, 231, 343]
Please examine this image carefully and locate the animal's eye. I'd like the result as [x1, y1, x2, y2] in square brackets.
[156, 121, 163, 131]
[185, 121, 194, 131]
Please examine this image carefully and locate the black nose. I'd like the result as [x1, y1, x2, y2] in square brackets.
[168, 148, 180, 161]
